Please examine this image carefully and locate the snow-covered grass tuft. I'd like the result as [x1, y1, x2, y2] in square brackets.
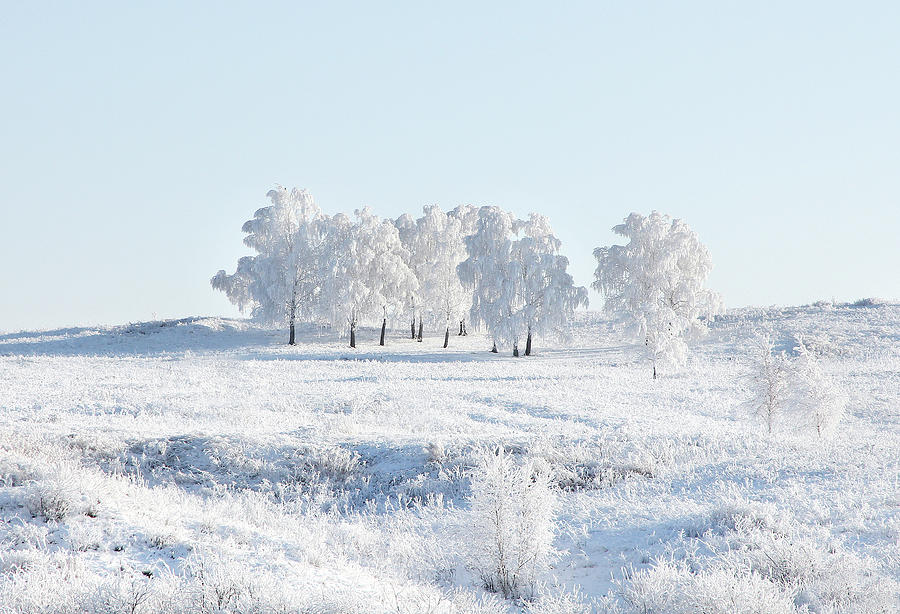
[617, 560, 797, 614]
[524, 585, 593, 614]
[22, 462, 104, 522]
[528, 435, 656, 491]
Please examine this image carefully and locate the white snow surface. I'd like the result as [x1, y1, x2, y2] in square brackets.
[0, 304, 898, 612]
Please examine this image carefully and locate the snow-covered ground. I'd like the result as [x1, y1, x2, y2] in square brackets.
[0, 304, 897, 613]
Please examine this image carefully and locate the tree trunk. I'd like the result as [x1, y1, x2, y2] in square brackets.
[350, 322, 356, 348]
[462, 320, 467, 335]
[417, 317, 423, 342]
[458, 320, 464, 336]
[524, 328, 532, 356]
[288, 287, 297, 345]
[491, 341, 498, 353]
[411, 318, 416, 339]
[652, 363, 657, 380]
[513, 343, 519, 357]
[443, 326, 449, 348]
[379, 318, 386, 346]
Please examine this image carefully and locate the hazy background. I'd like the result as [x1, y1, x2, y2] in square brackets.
[2, 1, 898, 331]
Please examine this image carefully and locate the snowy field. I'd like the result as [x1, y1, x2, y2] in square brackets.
[0, 303, 898, 613]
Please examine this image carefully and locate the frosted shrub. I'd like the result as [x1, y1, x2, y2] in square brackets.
[311, 445, 361, 481]
[726, 526, 898, 613]
[529, 436, 654, 492]
[706, 495, 787, 536]
[25, 479, 75, 521]
[744, 334, 846, 438]
[791, 339, 846, 438]
[691, 501, 900, 613]
[618, 560, 795, 614]
[743, 334, 792, 435]
[288, 444, 362, 489]
[22, 462, 101, 522]
[467, 447, 556, 600]
[524, 585, 592, 614]
[183, 552, 254, 614]
[0, 558, 103, 614]
[67, 519, 104, 551]
[96, 576, 156, 614]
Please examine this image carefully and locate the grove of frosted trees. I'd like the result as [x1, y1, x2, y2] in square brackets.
[212, 187, 587, 355]
[213, 189, 847, 438]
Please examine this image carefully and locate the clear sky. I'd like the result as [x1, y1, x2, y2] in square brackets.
[1, 1, 898, 331]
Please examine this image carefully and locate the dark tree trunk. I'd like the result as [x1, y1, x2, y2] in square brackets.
[350, 323, 356, 348]
[379, 318, 386, 346]
[417, 317, 423, 342]
[513, 343, 519, 357]
[288, 285, 299, 345]
[653, 363, 657, 380]
[491, 341, 498, 353]
[411, 318, 416, 339]
[443, 326, 449, 348]
[524, 328, 532, 356]
[458, 320, 464, 336]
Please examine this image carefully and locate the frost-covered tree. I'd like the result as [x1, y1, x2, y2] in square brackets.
[744, 334, 792, 435]
[394, 212, 425, 341]
[458, 206, 522, 355]
[312, 211, 352, 333]
[467, 447, 555, 600]
[211, 186, 325, 345]
[593, 211, 723, 378]
[791, 338, 846, 439]
[210, 256, 254, 314]
[325, 208, 418, 348]
[449, 204, 480, 335]
[511, 214, 588, 356]
[407, 205, 472, 348]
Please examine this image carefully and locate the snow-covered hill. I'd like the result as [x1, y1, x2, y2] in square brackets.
[0, 304, 897, 613]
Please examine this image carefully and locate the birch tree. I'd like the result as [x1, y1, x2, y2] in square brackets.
[458, 206, 522, 355]
[512, 213, 588, 355]
[326, 208, 417, 348]
[408, 205, 472, 348]
[449, 204, 480, 336]
[394, 213, 424, 341]
[593, 211, 723, 378]
[211, 186, 324, 345]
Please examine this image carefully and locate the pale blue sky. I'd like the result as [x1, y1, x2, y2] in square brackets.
[1, 1, 898, 331]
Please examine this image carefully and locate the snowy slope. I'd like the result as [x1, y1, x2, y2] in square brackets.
[0, 304, 897, 613]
